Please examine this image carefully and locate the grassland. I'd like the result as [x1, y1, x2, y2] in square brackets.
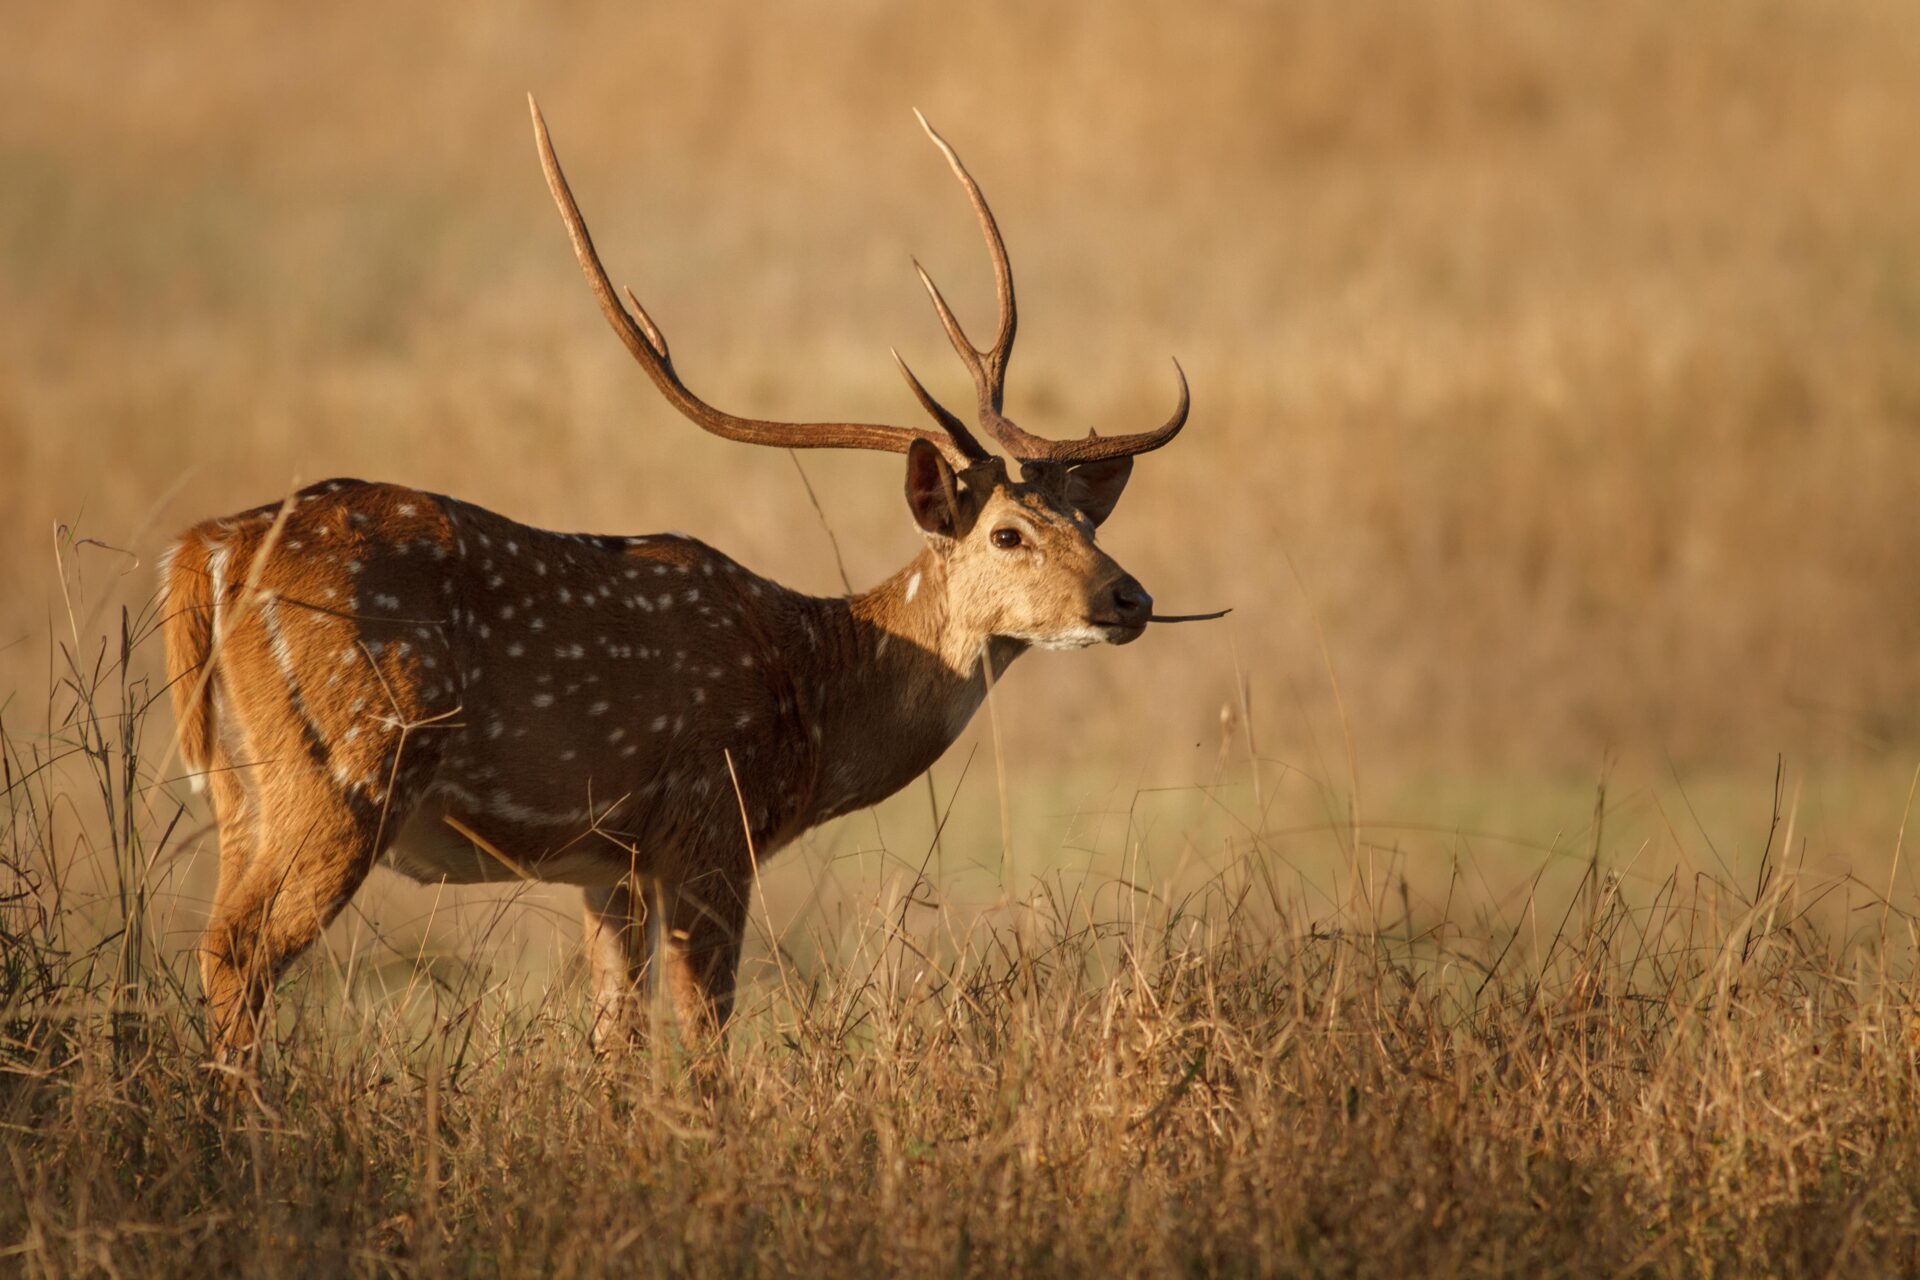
[4, 606, 1920, 1275]
[5, 0, 1920, 1274]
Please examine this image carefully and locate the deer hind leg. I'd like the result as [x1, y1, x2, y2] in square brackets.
[192, 530, 457, 1064]
[198, 697, 264, 1022]
[200, 785, 417, 1063]
[582, 878, 655, 1051]
[659, 870, 749, 1048]
[198, 660, 446, 1062]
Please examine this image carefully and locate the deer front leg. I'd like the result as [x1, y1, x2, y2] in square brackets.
[581, 879, 654, 1052]
[659, 872, 748, 1048]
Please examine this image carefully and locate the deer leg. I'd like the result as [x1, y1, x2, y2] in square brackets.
[659, 871, 749, 1047]
[198, 719, 262, 936]
[199, 791, 403, 1064]
[199, 775, 262, 1051]
[582, 878, 654, 1051]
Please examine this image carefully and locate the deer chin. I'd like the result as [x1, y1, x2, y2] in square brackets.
[1010, 620, 1144, 651]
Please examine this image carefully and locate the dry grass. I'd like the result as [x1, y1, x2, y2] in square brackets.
[3, 603, 1920, 1276]
[8, 2, 1920, 1274]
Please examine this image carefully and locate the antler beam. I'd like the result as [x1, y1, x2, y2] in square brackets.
[530, 95, 991, 468]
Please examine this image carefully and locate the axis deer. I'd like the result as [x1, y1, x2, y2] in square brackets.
[161, 98, 1194, 1062]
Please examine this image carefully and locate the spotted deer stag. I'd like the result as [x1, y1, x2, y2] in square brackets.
[161, 98, 1193, 1062]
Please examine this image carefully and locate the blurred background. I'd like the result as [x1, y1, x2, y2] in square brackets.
[6, 0, 1920, 960]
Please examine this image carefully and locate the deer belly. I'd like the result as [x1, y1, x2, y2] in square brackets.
[381, 807, 627, 888]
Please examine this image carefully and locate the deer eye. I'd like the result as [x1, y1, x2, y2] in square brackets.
[990, 527, 1023, 550]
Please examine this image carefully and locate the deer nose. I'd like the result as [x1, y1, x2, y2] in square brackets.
[1107, 576, 1153, 626]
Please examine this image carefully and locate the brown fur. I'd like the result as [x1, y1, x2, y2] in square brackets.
[163, 460, 1150, 1060]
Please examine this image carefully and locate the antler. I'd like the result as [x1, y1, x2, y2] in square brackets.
[908, 111, 1191, 467]
[530, 96, 992, 468]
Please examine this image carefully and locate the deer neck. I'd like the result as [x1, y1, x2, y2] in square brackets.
[786, 547, 1021, 824]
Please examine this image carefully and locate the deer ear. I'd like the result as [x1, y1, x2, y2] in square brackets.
[904, 439, 963, 537]
[1063, 456, 1133, 528]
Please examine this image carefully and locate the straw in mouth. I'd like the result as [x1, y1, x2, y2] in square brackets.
[1147, 609, 1232, 624]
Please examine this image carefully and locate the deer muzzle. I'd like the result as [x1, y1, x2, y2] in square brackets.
[1094, 573, 1153, 644]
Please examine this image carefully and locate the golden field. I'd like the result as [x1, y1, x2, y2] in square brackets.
[5, 1, 1920, 1274]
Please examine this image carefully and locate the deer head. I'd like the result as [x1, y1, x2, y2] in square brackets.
[530, 98, 1188, 657]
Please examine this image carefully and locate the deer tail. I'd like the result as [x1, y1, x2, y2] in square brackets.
[158, 536, 226, 794]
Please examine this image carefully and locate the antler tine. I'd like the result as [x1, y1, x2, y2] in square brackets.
[1025, 358, 1191, 467]
[912, 110, 1068, 466]
[890, 348, 980, 452]
[912, 111, 1015, 389]
[619, 285, 670, 361]
[530, 95, 987, 467]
